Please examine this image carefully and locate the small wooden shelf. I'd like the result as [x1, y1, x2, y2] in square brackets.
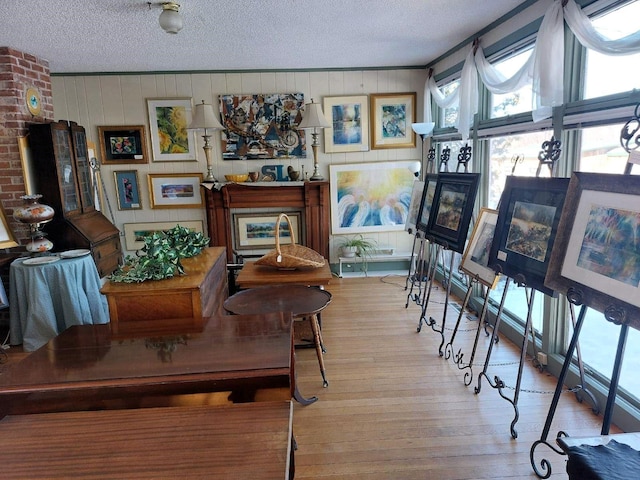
[338, 252, 415, 277]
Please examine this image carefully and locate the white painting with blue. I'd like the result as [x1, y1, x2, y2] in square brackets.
[330, 161, 417, 234]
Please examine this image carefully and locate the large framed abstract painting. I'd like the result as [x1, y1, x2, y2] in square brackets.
[545, 172, 640, 325]
[323, 95, 369, 153]
[489, 175, 570, 297]
[425, 173, 480, 254]
[218, 93, 306, 160]
[330, 161, 416, 235]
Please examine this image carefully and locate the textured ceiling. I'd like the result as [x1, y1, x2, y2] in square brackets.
[1, 0, 523, 74]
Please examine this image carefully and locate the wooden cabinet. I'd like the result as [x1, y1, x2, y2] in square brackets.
[205, 182, 330, 263]
[28, 120, 122, 277]
[100, 247, 228, 337]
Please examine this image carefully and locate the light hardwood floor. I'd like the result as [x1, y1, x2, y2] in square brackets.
[293, 275, 618, 479]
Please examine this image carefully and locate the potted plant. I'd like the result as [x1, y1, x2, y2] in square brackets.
[337, 234, 376, 259]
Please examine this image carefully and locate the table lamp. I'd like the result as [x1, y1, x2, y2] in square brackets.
[13, 194, 55, 253]
[188, 100, 225, 182]
[298, 99, 330, 181]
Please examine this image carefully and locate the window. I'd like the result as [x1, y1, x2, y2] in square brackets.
[439, 79, 460, 128]
[583, 1, 640, 99]
[490, 48, 534, 118]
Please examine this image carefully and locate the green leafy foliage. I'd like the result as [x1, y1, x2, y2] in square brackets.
[109, 225, 209, 283]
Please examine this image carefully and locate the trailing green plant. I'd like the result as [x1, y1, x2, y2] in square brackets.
[109, 225, 209, 283]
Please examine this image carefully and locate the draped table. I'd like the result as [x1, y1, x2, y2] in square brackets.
[9, 254, 109, 352]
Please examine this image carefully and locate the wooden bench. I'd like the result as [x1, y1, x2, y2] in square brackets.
[0, 401, 294, 479]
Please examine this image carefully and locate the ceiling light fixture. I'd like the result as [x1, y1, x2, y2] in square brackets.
[157, 2, 183, 34]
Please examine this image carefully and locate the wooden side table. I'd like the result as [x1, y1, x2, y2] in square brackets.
[224, 284, 332, 388]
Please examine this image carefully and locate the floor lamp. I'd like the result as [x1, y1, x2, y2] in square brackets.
[298, 99, 330, 181]
[411, 122, 435, 180]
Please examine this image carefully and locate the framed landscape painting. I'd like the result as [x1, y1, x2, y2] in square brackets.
[425, 173, 480, 254]
[233, 212, 301, 250]
[370, 92, 416, 149]
[545, 172, 640, 325]
[405, 180, 424, 233]
[147, 173, 204, 209]
[460, 208, 499, 289]
[489, 176, 570, 297]
[330, 161, 417, 235]
[147, 98, 196, 162]
[416, 174, 438, 233]
[124, 221, 204, 251]
[323, 95, 369, 153]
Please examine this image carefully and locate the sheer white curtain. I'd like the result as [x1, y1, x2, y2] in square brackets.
[564, 0, 640, 54]
[423, 0, 640, 140]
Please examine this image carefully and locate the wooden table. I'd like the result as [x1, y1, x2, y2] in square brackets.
[0, 311, 296, 417]
[236, 261, 333, 289]
[0, 401, 294, 479]
[224, 284, 332, 389]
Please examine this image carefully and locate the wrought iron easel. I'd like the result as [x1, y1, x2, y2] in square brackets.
[530, 108, 640, 478]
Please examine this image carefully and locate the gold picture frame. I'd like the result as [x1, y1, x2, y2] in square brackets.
[370, 92, 417, 149]
[123, 220, 204, 251]
[0, 202, 19, 249]
[98, 125, 149, 165]
[147, 173, 204, 209]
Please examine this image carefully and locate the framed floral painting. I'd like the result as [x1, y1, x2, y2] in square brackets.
[146, 98, 196, 162]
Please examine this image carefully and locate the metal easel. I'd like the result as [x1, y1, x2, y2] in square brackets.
[530, 108, 640, 478]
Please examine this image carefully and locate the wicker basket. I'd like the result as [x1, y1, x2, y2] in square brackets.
[254, 213, 326, 270]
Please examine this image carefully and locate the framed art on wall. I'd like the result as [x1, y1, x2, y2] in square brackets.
[146, 98, 196, 162]
[545, 172, 640, 324]
[219, 93, 306, 160]
[416, 174, 438, 233]
[426, 173, 480, 254]
[370, 92, 416, 149]
[323, 95, 369, 153]
[330, 161, 417, 235]
[460, 208, 500, 289]
[0, 203, 18, 249]
[97, 126, 148, 164]
[489, 175, 570, 297]
[113, 170, 142, 210]
[233, 212, 301, 250]
[147, 173, 204, 209]
[123, 221, 204, 251]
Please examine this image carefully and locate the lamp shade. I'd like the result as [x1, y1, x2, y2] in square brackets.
[188, 101, 224, 130]
[411, 122, 435, 136]
[159, 2, 183, 34]
[298, 100, 330, 129]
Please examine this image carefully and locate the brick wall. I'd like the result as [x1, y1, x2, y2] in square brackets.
[0, 46, 53, 244]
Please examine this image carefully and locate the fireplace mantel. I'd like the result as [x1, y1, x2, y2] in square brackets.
[204, 182, 330, 263]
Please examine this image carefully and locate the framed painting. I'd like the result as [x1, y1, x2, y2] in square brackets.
[416, 174, 438, 233]
[330, 161, 417, 235]
[146, 98, 196, 162]
[370, 92, 416, 149]
[97, 126, 148, 164]
[545, 172, 640, 325]
[147, 173, 204, 209]
[18, 136, 35, 195]
[123, 221, 204, 251]
[0, 202, 18, 249]
[233, 212, 301, 250]
[219, 93, 306, 160]
[488, 176, 570, 297]
[323, 95, 369, 153]
[426, 173, 480, 254]
[405, 180, 424, 233]
[460, 208, 500, 289]
[113, 170, 142, 210]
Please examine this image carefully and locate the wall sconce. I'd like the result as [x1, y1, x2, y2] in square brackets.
[298, 99, 330, 181]
[188, 100, 225, 182]
[149, 2, 183, 34]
